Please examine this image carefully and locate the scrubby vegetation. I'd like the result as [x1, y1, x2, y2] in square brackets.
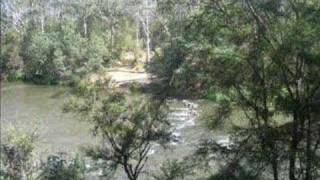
[1, 0, 320, 179]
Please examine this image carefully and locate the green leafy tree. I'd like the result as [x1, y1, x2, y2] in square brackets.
[0, 126, 38, 180]
[23, 32, 65, 84]
[179, 1, 320, 179]
[64, 80, 170, 180]
[2, 0, 140, 83]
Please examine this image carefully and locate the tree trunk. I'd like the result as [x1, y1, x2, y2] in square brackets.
[305, 112, 312, 180]
[110, 20, 114, 53]
[271, 154, 279, 180]
[289, 112, 298, 180]
[41, 16, 44, 33]
[145, 0, 150, 62]
[83, 17, 87, 37]
[136, 23, 140, 48]
[123, 163, 136, 180]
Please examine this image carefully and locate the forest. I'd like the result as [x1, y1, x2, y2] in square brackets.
[1, 0, 320, 179]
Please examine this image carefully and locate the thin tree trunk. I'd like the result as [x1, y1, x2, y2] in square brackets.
[83, 17, 87, 37]
[289, 112, 298, 180]
[305, 111, 312, 180]
[145, 0, 150, 62]
[136, 23, 140, 48]
[41, 16, 44, 33]
[110, 20, 114, 53]
[271, 153, 279, 180]
[124, 165, 135, 180]
[123, 160, 136, 180]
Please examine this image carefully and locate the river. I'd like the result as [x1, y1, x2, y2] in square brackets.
[1, 82, 226, 179]
[1, 82, 95, 157]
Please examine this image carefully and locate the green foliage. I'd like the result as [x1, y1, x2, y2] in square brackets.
[200, 100, 231, 130]
[2, 0, 141, 84]
[183, 0, 320, 179]
[2, 0, 320, 179]
[39, 154, 86, 180]
[0, 28, 23, 80]
[153, 159, 193, 180]
[23, 32, 65, 84]
[20, 24, 108, 84]
[208, 164, 259, 180]
[0, 126, 87, 180]
[0, 126, 38, 179]
[64, 80, 171, 180]
[203, 91, 230, 102]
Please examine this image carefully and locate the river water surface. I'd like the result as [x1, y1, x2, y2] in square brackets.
[1, 82, 95, 157]
[1, 82, 226, 179]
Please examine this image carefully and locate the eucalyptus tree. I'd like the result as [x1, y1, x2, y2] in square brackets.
[0, 0, 29, 32]
[97, 0, 132, 55]
[120, 0, 158, 62]
[147, 0, 199, 84]
[140, 0, 152, 62]
[1, 0, 31, 78]
[169, 0, 320, 179]
[67, 0, 99, 38]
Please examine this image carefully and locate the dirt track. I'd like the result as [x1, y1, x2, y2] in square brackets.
[107, 67, 155, 84]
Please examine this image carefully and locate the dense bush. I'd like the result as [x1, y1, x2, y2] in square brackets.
[22, 32, 64, 84]
[39, 155, 86, 180]
[152, 159, 194, 180]
[20, 26, 109, 84]
[0, 28, 23, 80]
[0, 126, 38, 179]
[1, 0, 140, 84]
[0, 126, 87, 180]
